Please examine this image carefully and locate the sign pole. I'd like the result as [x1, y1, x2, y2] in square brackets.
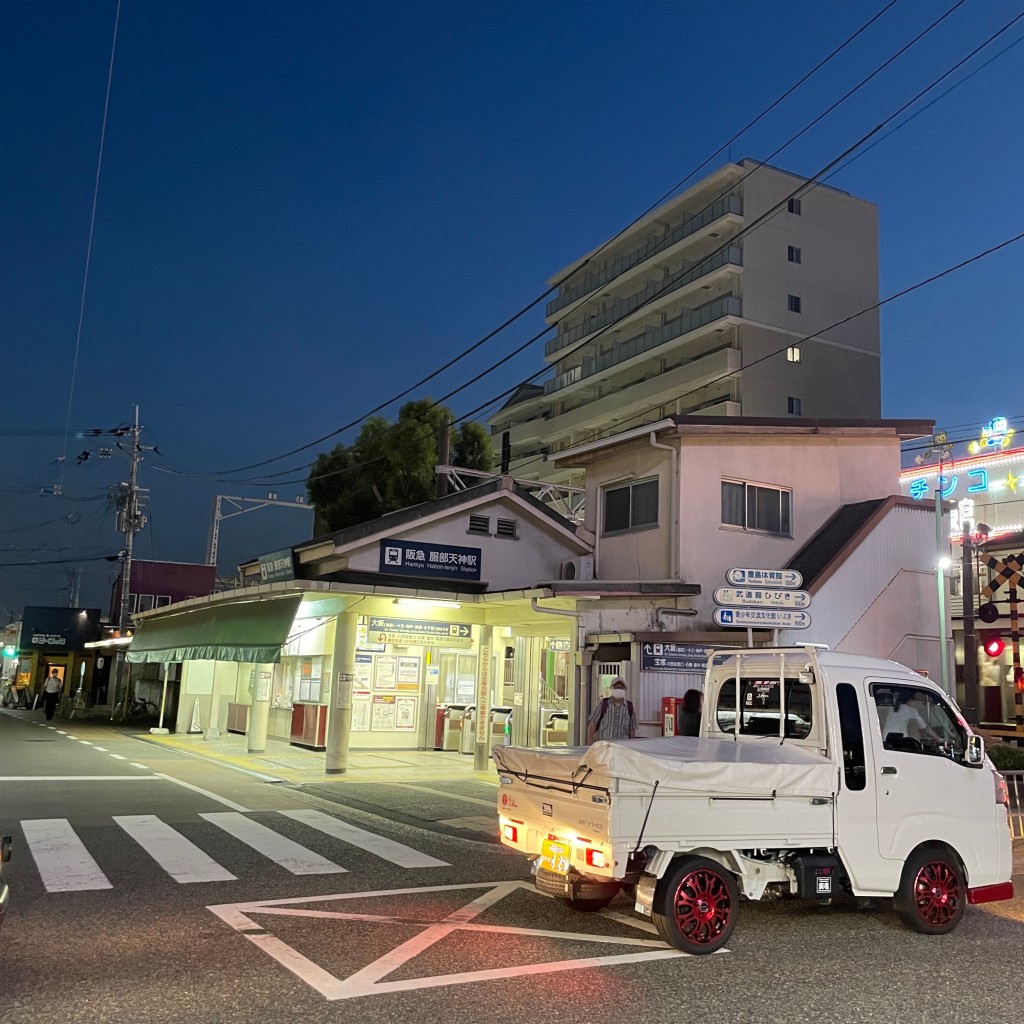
[1010, 586, 1023, 730]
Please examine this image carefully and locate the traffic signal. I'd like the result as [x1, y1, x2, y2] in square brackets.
[1, 645, 15, 657]
[980, 630, 1007, 657]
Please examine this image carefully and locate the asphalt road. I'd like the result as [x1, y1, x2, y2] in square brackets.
[2, 709, 1023, 1024]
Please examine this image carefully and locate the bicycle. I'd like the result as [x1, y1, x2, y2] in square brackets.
[112, 695, 160, 722]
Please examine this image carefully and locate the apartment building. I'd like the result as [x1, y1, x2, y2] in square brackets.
[491, 161, 881, 480]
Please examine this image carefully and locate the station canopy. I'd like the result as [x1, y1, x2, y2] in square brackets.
[126, 595, 302, 664]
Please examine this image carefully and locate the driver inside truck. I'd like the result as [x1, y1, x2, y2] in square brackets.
[877, 689, 942, 750]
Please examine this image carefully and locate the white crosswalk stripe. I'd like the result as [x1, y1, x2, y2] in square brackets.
[200, 812, 348, 875]
[279, 809, 450, 868]
[114, 815, 237, 883]
[22, 818, 112, 892]
[17, 810, 451, 891]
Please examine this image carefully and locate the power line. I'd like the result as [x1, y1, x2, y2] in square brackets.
[205, 0, 905, 478]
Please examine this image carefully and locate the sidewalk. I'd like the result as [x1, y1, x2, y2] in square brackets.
[134, 727, 502, 785]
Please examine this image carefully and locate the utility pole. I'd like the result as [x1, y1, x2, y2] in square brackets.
[67, 568, 81, 608]
[111, 404, 148, 719]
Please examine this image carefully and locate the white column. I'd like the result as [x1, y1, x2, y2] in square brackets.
[325, 612, 357, 774]
[247, 664, 272, 754]
[473, 625, 494, 770]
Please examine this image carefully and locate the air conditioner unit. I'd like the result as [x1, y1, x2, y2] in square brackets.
[560, 556, 594, 581]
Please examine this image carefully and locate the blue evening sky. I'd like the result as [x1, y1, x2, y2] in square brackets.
[1, 0, 1022, 615]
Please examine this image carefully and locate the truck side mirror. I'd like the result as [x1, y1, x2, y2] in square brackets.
[966, 734, 984, 767]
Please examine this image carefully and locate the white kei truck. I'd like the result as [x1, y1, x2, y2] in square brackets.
[493, 646, 1015, 954]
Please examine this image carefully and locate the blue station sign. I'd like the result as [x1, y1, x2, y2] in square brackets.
[640, 642, 715, 673]
[379, 538, 482, 581]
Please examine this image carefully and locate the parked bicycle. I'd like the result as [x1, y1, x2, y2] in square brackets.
[112, 695, 160, 722]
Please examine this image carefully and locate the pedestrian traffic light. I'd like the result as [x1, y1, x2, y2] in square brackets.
[980, 630, 1006, 657]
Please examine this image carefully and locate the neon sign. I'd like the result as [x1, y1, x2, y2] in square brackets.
[968, 416, 1014, 455]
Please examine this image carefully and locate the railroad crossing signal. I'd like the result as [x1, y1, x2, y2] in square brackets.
[981, 553, 1024, 599]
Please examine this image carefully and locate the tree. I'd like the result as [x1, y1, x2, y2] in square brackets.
[307, 401, 495, 532]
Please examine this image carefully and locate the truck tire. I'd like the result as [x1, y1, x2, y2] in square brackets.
[893, 846, 966, 935]
[652, 856, 738, 955]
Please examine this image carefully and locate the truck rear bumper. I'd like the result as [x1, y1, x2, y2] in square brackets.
[534, 865, 620, 902]
[967, 881, 1014, 905]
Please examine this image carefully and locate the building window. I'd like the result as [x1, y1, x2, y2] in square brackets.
[721, 480, 792, 536]
[787, 245, 801, 263]
[138, 594, 155, 613]
[468, 514, 490, 535]
[156, 595, 171, 607]
[788, 397, 802, 415]
[788, 294, 802, 313]
[788, 197, 801, 215]
[787, 346, 801, 363]
[495, 518, 518, 539]
[603, 478, 658, 535]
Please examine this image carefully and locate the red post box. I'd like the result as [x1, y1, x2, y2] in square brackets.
[661, 696, 680, 736]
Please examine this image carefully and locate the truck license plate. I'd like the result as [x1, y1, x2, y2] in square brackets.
[541, 839, 570, 875]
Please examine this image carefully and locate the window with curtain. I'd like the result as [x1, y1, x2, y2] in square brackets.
[603, 478, 659, 535]
[721, 479, 792, 536]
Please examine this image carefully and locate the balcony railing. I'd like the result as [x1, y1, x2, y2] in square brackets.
[543, 294, 741, 396]
[546, 193, 743, 317]
[545, 245, 742, 358]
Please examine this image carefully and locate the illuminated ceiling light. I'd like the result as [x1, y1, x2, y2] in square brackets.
[393, 598, 462, 610]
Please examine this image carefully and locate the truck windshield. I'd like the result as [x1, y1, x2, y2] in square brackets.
[715, 677, 812, 739]
[872, 684, 968, 762]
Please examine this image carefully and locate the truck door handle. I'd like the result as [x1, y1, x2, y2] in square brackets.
[881, 766, 897, 776]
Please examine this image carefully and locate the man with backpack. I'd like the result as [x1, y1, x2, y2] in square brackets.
[586, 677, 637, 743]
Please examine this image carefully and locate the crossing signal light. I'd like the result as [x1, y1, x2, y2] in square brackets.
[981, 631, 1006, 658]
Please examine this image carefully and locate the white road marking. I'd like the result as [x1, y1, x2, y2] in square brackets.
[93, 746, 108, 751]
[114, 815, 236, 883]
[129, 763, 148, 770]
[56, 730, 67, 735]
[278, 810, 449, 869]
[110, 754, 127, 760]
[153, 773, 250, 812]
[200, 812, 346, 875]
[22, 818, 112, 892]
[209, 880, 689, 1000]
[78, 740, 93, 745]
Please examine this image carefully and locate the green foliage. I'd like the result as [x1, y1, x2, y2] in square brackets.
[987, 742, 1024, 771]
[307, 400, 496, 532]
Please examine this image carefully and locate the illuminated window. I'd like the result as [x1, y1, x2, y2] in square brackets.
[788, 294, 802, 314]
[722, 480, 792, 536]
[787, 346, 801, 363]
[603, 478, 659, 535]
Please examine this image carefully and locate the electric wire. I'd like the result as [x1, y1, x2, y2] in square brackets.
[207, 0, 906, 477]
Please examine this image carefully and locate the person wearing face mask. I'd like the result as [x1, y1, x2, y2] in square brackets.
[586, 678, 637, 743]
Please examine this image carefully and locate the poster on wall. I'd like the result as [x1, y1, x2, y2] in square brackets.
[355, 654, 373, 688]
[397, 656, 420, 690]
[374, 656, 397, 690]
[352, 693, 371, 731]
[395, 696, 418, 731]
[371, 694, 397, 731]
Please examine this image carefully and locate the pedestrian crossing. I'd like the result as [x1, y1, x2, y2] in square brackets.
[15, 810, 451, 892]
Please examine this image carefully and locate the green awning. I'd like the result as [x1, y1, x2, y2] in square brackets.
[126, 595, 303, 664]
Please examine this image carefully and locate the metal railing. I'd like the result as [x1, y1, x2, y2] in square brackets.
[545, 245, 742, 358]
[544, 294, 741, 396]
[546, 193, 743, 317]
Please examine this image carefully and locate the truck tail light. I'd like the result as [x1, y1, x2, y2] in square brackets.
[585, 848, 608, 868]
[502, 824, 518, 843]
[994, 770, 1009, 807]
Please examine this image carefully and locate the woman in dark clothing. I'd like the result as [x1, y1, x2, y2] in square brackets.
[678, 688, 703, 736]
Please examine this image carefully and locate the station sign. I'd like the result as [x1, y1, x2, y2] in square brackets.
[640, 642, 714, 673]
[366, 616, 473, 649]
[379, 538, 482, 582]
[714, 587, 811, 610]
[725, 567, 803, 589]
[713, 607, 811, 629]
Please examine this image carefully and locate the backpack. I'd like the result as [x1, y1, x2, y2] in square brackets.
[596, 696, 634, 729]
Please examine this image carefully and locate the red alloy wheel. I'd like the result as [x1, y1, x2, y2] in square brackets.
[671, 865, 734, 945]
[911, 859, 962, 927]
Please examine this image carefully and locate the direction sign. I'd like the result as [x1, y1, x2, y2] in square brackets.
[640, 643, 714, 673]
[367, 616, 473, 649]
[726, 567, 803, 589]
[713, 587, 811, 610]
[713, 607, 811, 629]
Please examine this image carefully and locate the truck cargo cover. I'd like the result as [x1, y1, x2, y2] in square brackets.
[493, 736, 838, 798]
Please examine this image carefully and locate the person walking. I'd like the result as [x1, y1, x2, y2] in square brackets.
[42, 669, 63, 721]
[586, 678, 637, 743]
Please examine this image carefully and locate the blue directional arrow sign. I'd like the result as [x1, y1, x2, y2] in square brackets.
[713, 607, 812, 629]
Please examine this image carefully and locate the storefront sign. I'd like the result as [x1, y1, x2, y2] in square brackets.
[640, 643, 714, 673]
[367, 616, 473, 649]
[379, 538, 482, 581]
[19, 606, 101, 651]
[258, 548, 295, 583]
